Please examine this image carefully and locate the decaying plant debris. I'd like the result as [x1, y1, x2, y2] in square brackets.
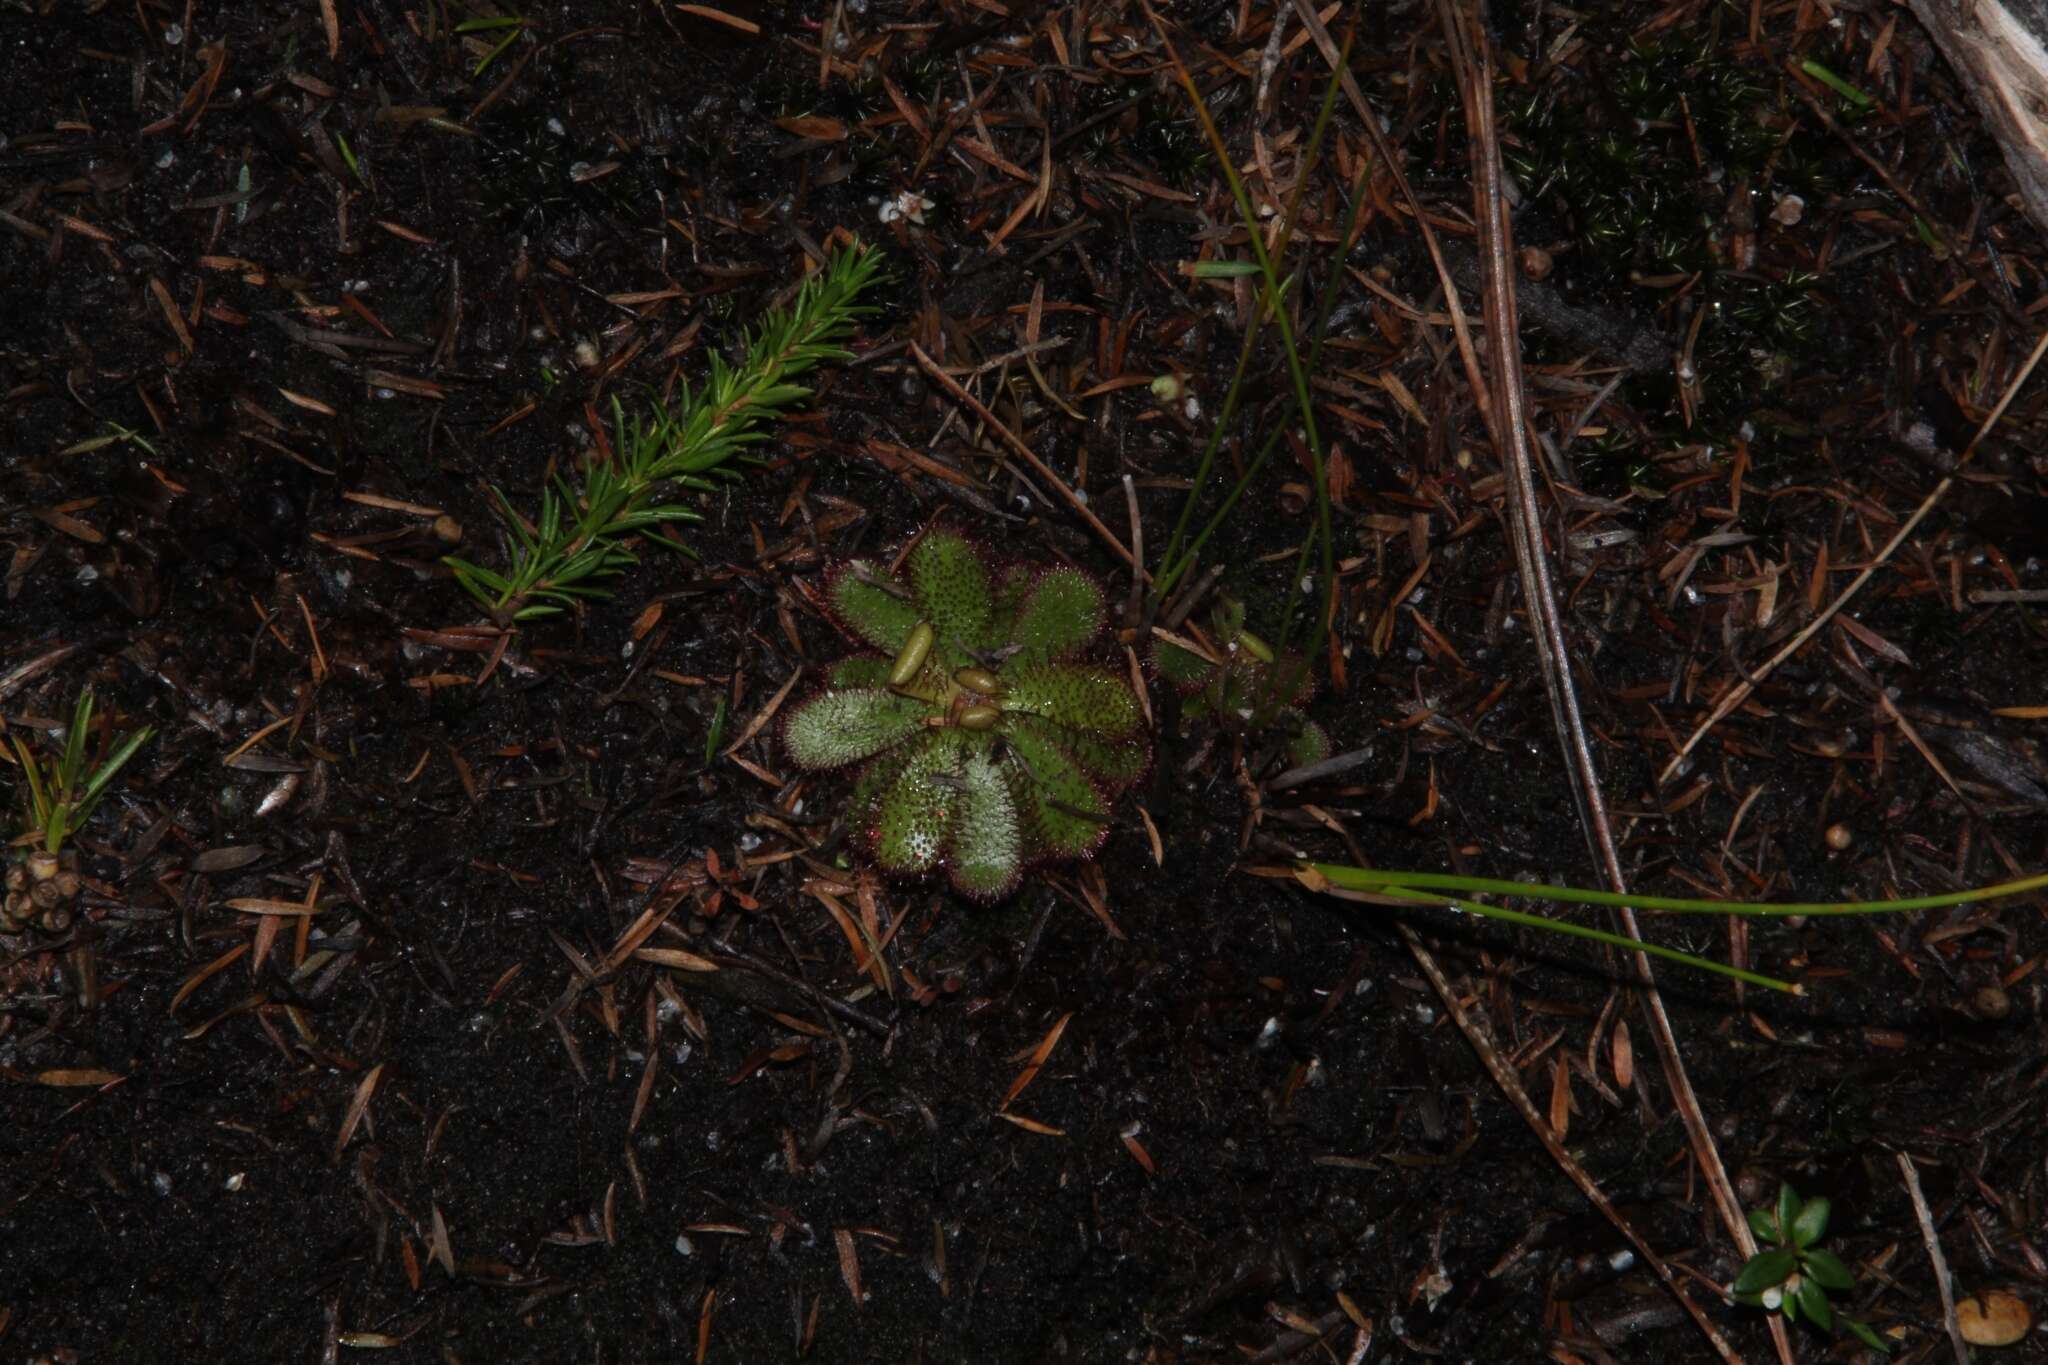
[2, 0, 2045, 1359]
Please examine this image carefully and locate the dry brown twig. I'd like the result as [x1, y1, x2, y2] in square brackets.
[1397, 923, 1745, 1364]
[1897, 1151, 1971, 1365]
[1426, 3, 1789, 1360]
[907, 340, 1143, 575]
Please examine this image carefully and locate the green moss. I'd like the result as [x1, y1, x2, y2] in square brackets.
[1499, 28, 1839, 443]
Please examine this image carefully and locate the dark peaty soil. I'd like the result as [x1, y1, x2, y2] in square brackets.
[3, 0, 2046, 1361]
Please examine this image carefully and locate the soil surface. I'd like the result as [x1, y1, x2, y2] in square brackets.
[3, 0, 2046, 1362]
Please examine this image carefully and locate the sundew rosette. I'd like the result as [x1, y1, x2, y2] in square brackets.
[1152, 599, 1329, 773]
[784, 531, 1149, 898]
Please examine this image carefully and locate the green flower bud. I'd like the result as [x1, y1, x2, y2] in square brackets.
[889, 621, 935, 688]
[953, 666, 1005, 696]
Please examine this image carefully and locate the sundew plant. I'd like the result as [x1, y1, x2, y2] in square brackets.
[1154, 596, 1331, 772]
[784, 531, 1148, 897]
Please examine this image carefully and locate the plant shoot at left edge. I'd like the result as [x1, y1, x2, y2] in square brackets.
[5, 689, 154, 934]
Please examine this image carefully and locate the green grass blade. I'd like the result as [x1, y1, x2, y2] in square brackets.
[1344, 880, 1800, 993]
[1158, 24, 1352, 702]
[1311, 864, 2048, 916]
[76, 724, 155, 822]
[61, 690, 95, 790]
[13, 734, 54, 832]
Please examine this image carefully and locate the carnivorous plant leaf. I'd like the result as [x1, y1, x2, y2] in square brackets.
[908, 533, 995, 650]
[1008, 569, 1105, 662]
[785, 689, 928, 770]
[830, 569, 921, 655]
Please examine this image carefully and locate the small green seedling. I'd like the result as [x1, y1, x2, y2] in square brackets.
[8, 690, 154, 858]
[1154, 597, 1329, 772]
[5, 689, 154, 937]
[784, 530, 1148, 898]
[457, 13, 532, 75]
[1732, 1184, 1887, 1354]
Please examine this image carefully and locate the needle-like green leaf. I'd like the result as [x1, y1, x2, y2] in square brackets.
[448, 244, 882, 627]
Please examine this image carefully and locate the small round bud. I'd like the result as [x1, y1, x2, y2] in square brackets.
[1234, 629, 1276, 665]
[1518, 245, 1554, 281]
[1969, 985, 2011, 1021]
[1149, 373, 1183, 403]
[953, 667, 1004, 697]
[433, 514, 463, 544]
[889, 622, 935, 688]
[1823, 823, 1853, 852]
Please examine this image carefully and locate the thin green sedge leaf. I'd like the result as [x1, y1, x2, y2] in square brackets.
[1799, 59, 1874, 107]
[77, 725, 154, 819]
[1192, 260, 1262, 278]
[1327, 879, 1799, 993]
[13, 735, 52, 831]
[1309, 864, 2048, 916]
[1172, 29, 1344, 701]
[1154, 304, 1265, 596]
[59, 426, 152, 457]
[335, 131, 366, 187]
[62, 692, 93, 787]
[705, 696, 729, 765]
[1158, 29, 1351, 716]
[472, 23, 526, 74]
[1842, 1316, 1890, 1354]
